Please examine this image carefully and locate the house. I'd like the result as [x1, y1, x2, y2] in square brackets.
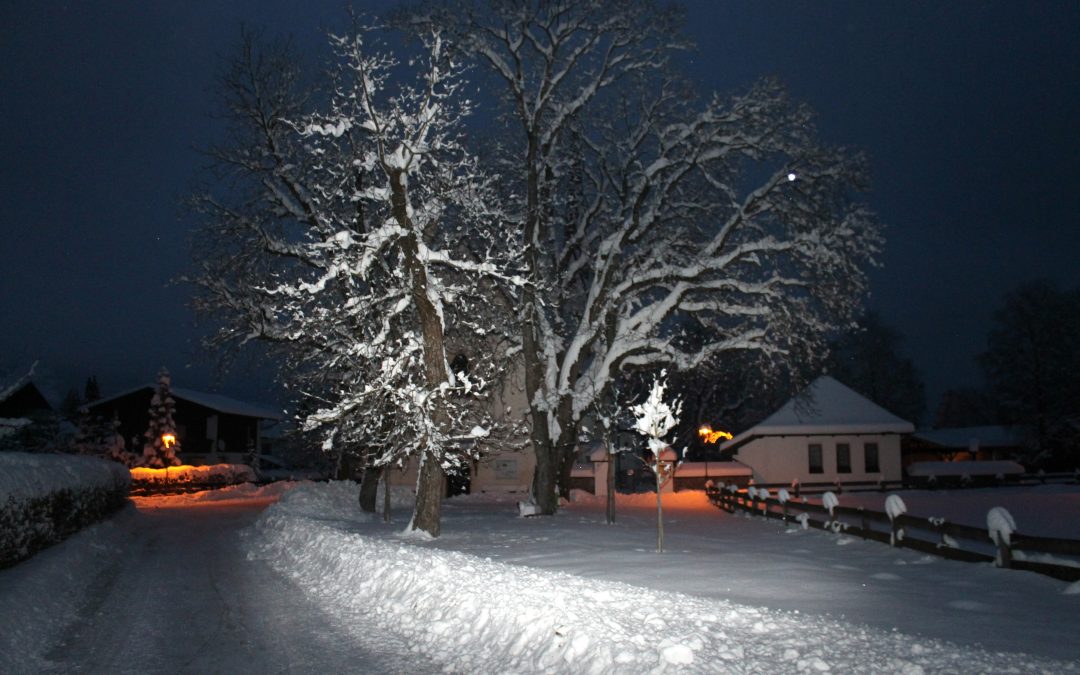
[0, 374, 55, 445]
[85, 385, 282, 466]
[0, 375, 52, 419]
[903, 426, 1026, 466]
[720, 376, 914, 487]
[386, 362, 536, 495]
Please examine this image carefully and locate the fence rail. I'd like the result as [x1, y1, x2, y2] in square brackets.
[706, 486, 1080, 582]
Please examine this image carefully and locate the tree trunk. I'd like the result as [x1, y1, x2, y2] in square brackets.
[606, 448, 616, 524]
[391, 167, 452, 538]
[358, 459, 379, 513]
[655, 468, 665, 553]
[521, 135, 561, 515]
[411, 451, 444, 536]
[382, 466, 391, 523]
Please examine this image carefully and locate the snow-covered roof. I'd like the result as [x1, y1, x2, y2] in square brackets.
[722, 376, 914, 451]
[88, 384, 282, 420]
[911, 426, 1024, 449]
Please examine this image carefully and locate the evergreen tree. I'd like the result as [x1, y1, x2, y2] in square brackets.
[60, 388, 82, 420]
[142, 368, 181, 468]
[84, 376, 101, 403]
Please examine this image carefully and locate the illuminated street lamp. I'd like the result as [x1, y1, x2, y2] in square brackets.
[697, 425, 732, 444]
[161, 433, 176, 449]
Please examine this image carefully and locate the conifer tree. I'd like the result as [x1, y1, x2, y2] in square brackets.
[142, 368, 181, 468]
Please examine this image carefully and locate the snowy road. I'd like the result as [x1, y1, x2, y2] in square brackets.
[23, 502, 438, 674]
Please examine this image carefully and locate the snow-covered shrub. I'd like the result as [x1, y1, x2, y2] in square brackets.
[0, 453, 129, 567]
[129, 464, 256, 489]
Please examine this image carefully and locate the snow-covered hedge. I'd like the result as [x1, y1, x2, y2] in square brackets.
[129, 463, 256, 489]
[0, 453, 130, 568]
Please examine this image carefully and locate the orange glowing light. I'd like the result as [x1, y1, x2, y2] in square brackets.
[698, 425, 732, 444]
[161, 433, 176, 448]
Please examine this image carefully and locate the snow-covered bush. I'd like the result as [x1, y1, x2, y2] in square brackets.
[0, 453, 129, 567]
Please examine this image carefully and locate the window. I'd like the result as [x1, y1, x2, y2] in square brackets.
[864, 442, 880, 473]
[836, 443, 851, 473]
[808, 443, 823, 474]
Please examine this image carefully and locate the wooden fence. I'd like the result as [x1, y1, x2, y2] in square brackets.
[706, 485, 1080, 582]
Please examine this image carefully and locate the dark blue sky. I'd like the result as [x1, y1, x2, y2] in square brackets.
[3, 1, 1079, 421]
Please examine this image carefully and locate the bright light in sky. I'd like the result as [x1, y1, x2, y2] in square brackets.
[787, 172, 797, 182]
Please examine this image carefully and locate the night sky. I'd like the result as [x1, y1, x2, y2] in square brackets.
[3, 1, 1079, 421]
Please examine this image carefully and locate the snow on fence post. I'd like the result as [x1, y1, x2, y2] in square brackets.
[885, 494, 907, 547]
[987, 506, 1017, 568]
[777, 488, 790, 522]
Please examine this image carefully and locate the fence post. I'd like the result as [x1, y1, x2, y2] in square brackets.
[995, 534, 1013, 568]
[987, 506, 1016, 569]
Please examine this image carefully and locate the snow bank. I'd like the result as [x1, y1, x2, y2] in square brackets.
[246, 483, 1066, 674]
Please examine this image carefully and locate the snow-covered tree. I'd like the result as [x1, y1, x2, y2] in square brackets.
[190, 25, 520, 537]
[404, 1, 882, 514]
[631, 371, 681, 552]
[978, 280, 1080, 468]
[142, 368, 181, 468]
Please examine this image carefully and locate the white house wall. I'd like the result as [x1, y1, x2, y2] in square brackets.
[734, 434, 903, 485]
[388, 354, 535, 494]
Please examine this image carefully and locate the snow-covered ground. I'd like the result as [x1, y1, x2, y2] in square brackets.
[3, 482, 1078, 672]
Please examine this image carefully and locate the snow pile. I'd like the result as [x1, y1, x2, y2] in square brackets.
[246, 483, 1070, 673]
[0, 452, 129, 502]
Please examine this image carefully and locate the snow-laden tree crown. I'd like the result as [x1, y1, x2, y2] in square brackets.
[190, 25, 522, 536]
[404, 0, 883, 513]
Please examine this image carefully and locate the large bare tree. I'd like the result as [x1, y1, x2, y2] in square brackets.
[190, 25, 518, 536]
[404, 0, 883, 513]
